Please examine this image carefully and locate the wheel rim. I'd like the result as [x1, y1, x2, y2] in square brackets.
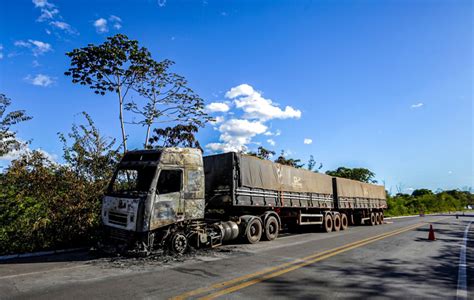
[172, 234, 187, 254]
[341, 215, 348, 228]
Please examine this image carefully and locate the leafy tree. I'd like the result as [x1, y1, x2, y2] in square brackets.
[325, 167, 377, 183]
[125, 59, 212, 147]
[411, 188, 433, 197]
[148, 123, 202, 149]
[307, 155, 323, 173]
[274, 150, 304, 168]
[58, 112, 120, 182]
[0, 94, 32, 157]
[247, 146, 275, 160]
[64, 34, 154, 152]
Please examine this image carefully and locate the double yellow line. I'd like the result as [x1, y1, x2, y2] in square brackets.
[171, 217, 447, 300]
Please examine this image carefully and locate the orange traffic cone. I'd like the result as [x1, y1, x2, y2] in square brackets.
[428, 224, 436, 241]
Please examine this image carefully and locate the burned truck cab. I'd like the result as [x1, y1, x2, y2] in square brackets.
[101, 148, 205, 250]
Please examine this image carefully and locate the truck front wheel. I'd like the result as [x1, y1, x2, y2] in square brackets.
[244, 218, 263, 244]
[263, 216, 279, 241]
[170, 232, 188, 254]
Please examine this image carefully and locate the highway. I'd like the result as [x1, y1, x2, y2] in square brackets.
[0, 215, 472, 299]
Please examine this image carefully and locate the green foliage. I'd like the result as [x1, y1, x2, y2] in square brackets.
[0, 94, 32, 157]
[385, 189, 471, 217]
[274, 150, 304, 168]
[307, 155, 323, 173]
[148, 123, 202, 150]
[0, 114, 118, 255]
[326, 167, 377, 183]
[247, 146, 275, 160]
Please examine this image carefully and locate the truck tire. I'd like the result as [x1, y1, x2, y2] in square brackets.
[169, 232, 188, 254]
[323, 214, 333, 233]
[369, 213, 376, 226]
[244, 217, 263, 244]
[380, 212, 384, 224]
[341, 213, 348, 230]
[333, 214, 341, 232]
[376, 212, 381, 225]
[263, 216, 279, 241]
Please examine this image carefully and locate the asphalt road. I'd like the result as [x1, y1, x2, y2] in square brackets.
[1, 214, 472, 299]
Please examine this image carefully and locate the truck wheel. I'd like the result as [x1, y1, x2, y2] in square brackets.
[376, 213, 381, 225]
[333, 214, 341, 232]
[323, 214, 333, 233]
[341, 213, 348, 230]
[380, 212, 384, 224]
[369, 213, 376, 226]
[244, 218, 263, 244]
[263, 216, 279, 241]
[170, 232, 188, 254]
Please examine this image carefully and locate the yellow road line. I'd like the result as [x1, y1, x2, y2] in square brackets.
[172, 217, 448, 300]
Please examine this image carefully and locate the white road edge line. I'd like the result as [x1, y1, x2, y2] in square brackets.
[456, 220, 473, 300]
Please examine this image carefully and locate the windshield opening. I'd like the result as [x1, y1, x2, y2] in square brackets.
[109, 166, 156, 195]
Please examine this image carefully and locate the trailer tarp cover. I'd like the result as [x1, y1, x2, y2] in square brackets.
[239, 154, 333, 194]
[335, 177, 386, 199]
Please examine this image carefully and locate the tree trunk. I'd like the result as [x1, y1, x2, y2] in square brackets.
[117, 84, 127, 153]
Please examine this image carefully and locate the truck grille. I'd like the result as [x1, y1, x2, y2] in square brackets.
[108, 211, 128, 226]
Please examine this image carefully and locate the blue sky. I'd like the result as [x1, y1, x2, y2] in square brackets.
[0, 0, 472, 193]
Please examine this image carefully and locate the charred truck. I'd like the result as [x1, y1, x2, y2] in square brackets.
[101, 148, 387, 254]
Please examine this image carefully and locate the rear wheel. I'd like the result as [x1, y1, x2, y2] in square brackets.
[323, 214, 333, 233]
[376, 212, 381, 225]
[380, 212, 384, 224]
[263, 216, 279, 241]
[369, 213, 376, 226]
[333, 214, 341, 232]
[341, 213, 348, 230]
[244, 217, 263, 244]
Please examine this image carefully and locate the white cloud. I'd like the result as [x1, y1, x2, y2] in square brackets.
[0, 44, 3, 60]
[14, 40, 52, 56]
[1, 146, 58, 163]
[226, 84, 301, 121]
[94, 18, 108, 33]
[206, 84, 301, 153]
[109, 15, 122, 29]
[206, 102, 230, 113]
[206, 119, 267, 152]
[411, 102, 424, 109]
[304, 138, 312, 145]
[33, 0, 59, 22]
[50, 21, 77, 34]
[157, 0, 167, 7]
[94, 16, 123, 33]
[209, 116, 225, 125]
[25, 74, 55, 87]
[448, 171, 453, 174]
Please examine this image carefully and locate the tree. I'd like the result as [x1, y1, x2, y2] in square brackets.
[64, 34, 154, 152]
[325, 167, 377, 183]
[58, 112, 120, 182]
[274, 150, 304, 168]
[125, 59, 212, 147]
[247, 146, 275, 160]
[411, 188, 433, 198]
[148, 123, 202, 149]
[307, 155, 323, 173]
[0, 94, 32, 157]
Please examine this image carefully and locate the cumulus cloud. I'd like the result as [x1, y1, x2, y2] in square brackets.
[206, 84, 301, 152]
[94, 16, 123, 33]
[304, 138, 312, 145]
[32, 0, 77, 35]
[94, 18, 108, 33]
[411, 102, 424, 109]
[206, 102, 230, 113]
[14, 39, 52, 56]
[226, 84, 301, 121]
[209, 116, 225, 125]
[25, 74, 55, 87]
[206, 119, 267, 152]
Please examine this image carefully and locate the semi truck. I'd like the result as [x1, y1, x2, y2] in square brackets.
[101, 148, 387, 254]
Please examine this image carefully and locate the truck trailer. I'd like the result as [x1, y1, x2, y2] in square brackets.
[101, 148, 387, 254]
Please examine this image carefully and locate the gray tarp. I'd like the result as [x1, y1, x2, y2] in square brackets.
[239, 154, 333, 194]
[335, 177, 386, 199]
